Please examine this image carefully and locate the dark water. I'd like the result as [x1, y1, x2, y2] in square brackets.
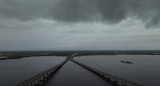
[75, 55, 160, 86]
[0, 56, 65, 86]
[45, 60, 112, 86]
[0, 56, 7, 59]
[1, 55, 160, 86]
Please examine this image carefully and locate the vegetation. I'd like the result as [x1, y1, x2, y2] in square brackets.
[0, 50, 160, 60]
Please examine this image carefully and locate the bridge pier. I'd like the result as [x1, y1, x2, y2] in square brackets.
[70, 59, 142, 86]
[121, 82, 126, 86]
[18, 59, 68, 86]
[18, 54, 142, 86]
[112, 80, 118, 84]
[34, 84, 39, 86]
[104, 76, 111, 81]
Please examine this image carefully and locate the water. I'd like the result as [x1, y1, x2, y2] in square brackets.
[0, 56, 7, 59]
[45, 60, 112, 86]
[75, 55, 160, 86]
[0, 56, 65, 86]
[1, 55, 159, 86]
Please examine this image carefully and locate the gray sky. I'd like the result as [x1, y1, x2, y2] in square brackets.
[0, 0, 160, 51]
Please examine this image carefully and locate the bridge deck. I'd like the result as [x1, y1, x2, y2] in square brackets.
[17, 59, 68, 86]
[18, 54, 142, 86]
[71, 59, 142, 86]
[45, 60, 112, 86]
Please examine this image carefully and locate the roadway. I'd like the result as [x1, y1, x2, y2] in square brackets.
[45, 60, 113, 86]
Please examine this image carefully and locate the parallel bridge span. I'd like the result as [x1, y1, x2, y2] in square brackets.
[18, 54, 142, 86]
[17, 59, 68, 86]
[70, 59, 142, 86]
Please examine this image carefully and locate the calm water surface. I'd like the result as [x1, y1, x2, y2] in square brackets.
[46, 60, 112, 86]
[75, 55, 160, 86]
[0, 56, 65, 86]
[1, 55, 159, 86]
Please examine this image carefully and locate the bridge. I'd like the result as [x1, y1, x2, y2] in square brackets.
[17, 59, 68, 86]
[18, 54, 142, 86]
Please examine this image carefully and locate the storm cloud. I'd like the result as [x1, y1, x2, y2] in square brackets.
[0, 0, 160, 50]
[0, 0, 160, 26]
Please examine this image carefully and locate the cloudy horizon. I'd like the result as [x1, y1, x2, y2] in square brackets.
[0, 0, 160, 51]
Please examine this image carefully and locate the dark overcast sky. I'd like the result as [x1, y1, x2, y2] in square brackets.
[0, 0, 160, 51]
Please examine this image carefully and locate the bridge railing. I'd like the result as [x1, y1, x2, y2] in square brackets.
[71, 59, 142, 86]
[18, 59, 68, 86]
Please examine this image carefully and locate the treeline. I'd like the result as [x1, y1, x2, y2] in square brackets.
[0, 50, 160, 60]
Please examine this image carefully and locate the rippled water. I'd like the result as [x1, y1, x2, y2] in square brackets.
[75, 55, 160, 86]
[0, 56, 65, 86]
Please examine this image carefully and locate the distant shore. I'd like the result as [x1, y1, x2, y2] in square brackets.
[1, 50, 160, 60]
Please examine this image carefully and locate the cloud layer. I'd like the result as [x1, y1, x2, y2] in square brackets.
[0, 0, 160, 26]
[0, 0, 160, 50]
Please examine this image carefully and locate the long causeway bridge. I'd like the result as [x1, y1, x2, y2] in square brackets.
[18, 54, 142, 86]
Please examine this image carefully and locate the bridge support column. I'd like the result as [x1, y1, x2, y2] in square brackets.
[121, 82, 126, 86]
[70, 59, 142, 86]
[113, 80, 118, 84]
